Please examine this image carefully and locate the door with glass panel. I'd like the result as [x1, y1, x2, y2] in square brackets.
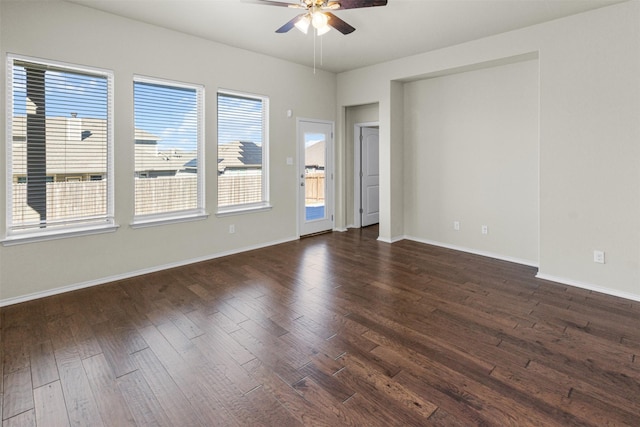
[298, 119, 333, 236]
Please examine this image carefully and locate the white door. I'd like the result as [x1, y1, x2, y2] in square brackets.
[360, 127, 379, 227]
[298, 119, 333, 236]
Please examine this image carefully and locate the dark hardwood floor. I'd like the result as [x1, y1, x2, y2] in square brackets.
[2, 226, 640, 426]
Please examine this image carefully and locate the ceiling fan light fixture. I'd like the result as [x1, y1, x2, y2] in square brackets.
[253, 0, 386, 37]
[316, 24, 331, 35]
[311, 11, 328, 29]
[311, 10, 331, 35]
[294, 14, 311, 33]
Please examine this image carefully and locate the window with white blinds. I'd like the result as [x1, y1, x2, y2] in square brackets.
[6, 55, 114, 241]
[217, 90, 269, 212]
[133, 77, 204, 224]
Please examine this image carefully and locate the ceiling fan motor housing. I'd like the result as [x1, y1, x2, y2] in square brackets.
[248, 0, 388, 35]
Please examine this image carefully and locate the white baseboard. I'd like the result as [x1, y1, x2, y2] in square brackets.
[535, 273, 640, 303]
[0, 236, 299, 307]
[6, 233, 637, 306]
[377, 235, 405, 244]
[405, 236, 640, 301]
[401, 235, 639, 303]
[404, 235, 539, 268]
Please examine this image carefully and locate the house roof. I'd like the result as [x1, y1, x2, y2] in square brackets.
[11, 116, 265, 176]
[12, 116, 109, 175]
[135, 128, 160, 142]
[136, 144, 196, 172]
[305, 140, 325, 169]
[11, 116, 196, 175]
[218, 141, 262, 173]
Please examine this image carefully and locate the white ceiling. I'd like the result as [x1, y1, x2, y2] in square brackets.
[66, 0, 626, 73]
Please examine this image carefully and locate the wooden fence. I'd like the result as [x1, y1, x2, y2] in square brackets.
[305, 172, 325, 204]
[11, 180, 107, 224]
[135, 176, 198, 215]
[218, 175, 262, 207]
[11, 173, 325, 225]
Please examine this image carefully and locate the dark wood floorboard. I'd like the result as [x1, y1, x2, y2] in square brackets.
[2, 225, 640, 426]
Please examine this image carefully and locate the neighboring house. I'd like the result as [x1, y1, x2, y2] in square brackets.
[216, 141, 263, 207]
[11, 115, 197, 182]
[304, 140, 325, 173]
[304, 140, 326, 204]
[11, 115, 263, 212]
[12, 115, 108, 182]
[218, 141, 262, 176]
[134, 128, 197, 178]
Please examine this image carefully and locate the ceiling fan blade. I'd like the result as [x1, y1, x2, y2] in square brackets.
[325, 12, 355, 35]
[276, 13, 307, 33]
[242, 0, 303, 8]
[334, 0, 387, 9]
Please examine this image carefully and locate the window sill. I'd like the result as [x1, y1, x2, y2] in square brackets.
[216, 204, 272, 217]
[2, 223, 119, 246]
[131, 211, 209, 229]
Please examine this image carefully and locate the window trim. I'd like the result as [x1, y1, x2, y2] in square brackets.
[216, 89, 270, 215]
[3, 54, 116, 245]
[130, 75, 207, 228]
[2, 223, 119, 246]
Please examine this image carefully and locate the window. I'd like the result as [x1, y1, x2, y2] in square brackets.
[217, 90, 269, 213]
[5, 55, 114, 243]
[133, 76, 205, 226]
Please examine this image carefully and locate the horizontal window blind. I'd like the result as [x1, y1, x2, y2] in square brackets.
[217, 91, 269, 209]
[133, 77, 203, 218]
[7, 56, 113, 234]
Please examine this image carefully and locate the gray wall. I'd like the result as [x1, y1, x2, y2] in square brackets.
[337, 1, 640, 301]
[344, 103, 379, 228]
[0, 0, 336, 303]
[403, 59, 539, 265]
[2, 0, 639, 304]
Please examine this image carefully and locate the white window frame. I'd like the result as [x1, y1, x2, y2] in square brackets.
[3, 54, 117, 246]
[216, 89, 270, 216]
[131, 75, 207, 229]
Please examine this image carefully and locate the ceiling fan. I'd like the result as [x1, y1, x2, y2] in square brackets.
[245, 0, 388, 36]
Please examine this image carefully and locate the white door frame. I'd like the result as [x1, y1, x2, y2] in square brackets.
[297, 118, 334, 237]
[353, 121, 379, 228]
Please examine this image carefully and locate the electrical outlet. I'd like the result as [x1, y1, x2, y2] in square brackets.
[229, 224, 235, 234]
[481, 225, 488, 235]
[593, 250, 605, 264]
[453, 221, 460, 231]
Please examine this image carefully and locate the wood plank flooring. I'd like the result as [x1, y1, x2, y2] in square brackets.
[2, 226, 640, 426]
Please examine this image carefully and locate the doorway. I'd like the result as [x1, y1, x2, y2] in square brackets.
[298, 119, 334, 236]
[354, 124, 380, 228]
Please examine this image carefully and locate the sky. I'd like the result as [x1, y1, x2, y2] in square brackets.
[217, 93, 264, 147]
[13, 64, 264, 151]
[12, 67, 108, 119]
[305, 133, 325, 148]
[134, 80, 199, 150]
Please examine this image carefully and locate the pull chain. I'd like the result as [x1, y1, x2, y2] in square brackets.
[320, 32, 323, 66]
